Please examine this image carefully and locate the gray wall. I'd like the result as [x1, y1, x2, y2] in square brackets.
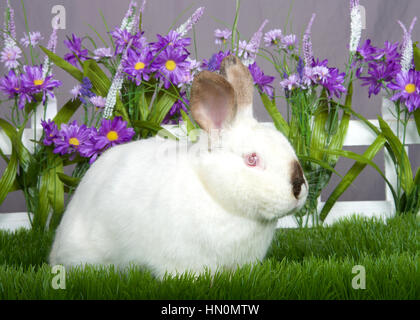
[1, 0, 419, 212]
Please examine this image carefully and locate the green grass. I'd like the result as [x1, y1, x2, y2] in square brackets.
[0, 215, 418, 299]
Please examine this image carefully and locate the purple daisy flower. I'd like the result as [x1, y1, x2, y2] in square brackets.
[153, 47, 191, 89]
[20, 65, 62, 104]
[53, 121, 94, 159]
[356, 39, 377, 61]
[280, 74, 301, 91]
[90, 96, 107, 109]
[373, 41, 400, 62]
[0, 46, 22, 69]
[41, 119, 59, 146]
[281, 34, 297, 49]
[388, 69, 420, 112]
[322, 67, 346, 98]
[214, 29, 232, 46]
[64, 34, 89, 66]
[85, 117, 135, 163]
[359, 61, 401, 97]
[162, 92, 189, 124]
[264, 29, 282, 47]
[70, 84, 82, 100]
[248, 62, 275, 98]
[0, 69, 21, 98]
[123, 47, 153, 85]
[151, 30, 191, 54]
[111, 28, 147, 55]
[20, 31, 44, 47]
[202, 50, 231, 72]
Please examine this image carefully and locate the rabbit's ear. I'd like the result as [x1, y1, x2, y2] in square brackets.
[220, 55, 254, 114]
[191, 70, 237, 132]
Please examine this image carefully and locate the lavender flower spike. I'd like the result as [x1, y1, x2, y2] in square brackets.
[242, 19, 269, 66]
[103, 39, 133, 119]
[176, 7, 205, 37]
[349, 0, 362, 53]
[398, 17, 417, 72]
[3, 0, 16, 48]
[120, 0, 138, 33]
[42, 28, 59, 78]
[303, 13, 316, 67]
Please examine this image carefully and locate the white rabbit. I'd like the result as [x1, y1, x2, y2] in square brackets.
[49, 55, 308, 278]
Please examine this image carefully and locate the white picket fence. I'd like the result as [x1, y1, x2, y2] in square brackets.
[0, 98, 419, 230]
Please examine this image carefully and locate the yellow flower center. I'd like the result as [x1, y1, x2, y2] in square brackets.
[135, 62, 145, 70]
[165, 60, 176, 71]
[223, 39, 226, 44]
[107, 130, 119, 141]
[405, 83, 416, 94]
[69, 137, 79, 146]
[34, 79, 44, 86]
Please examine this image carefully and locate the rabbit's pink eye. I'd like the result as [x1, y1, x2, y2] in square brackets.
[244, 152, 259, 167]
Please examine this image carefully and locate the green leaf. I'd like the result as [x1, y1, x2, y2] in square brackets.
[148, 92, 177, 125]
[0, 118, 32, 171]
[378, 117, 413, 195]
[132, 120, 178, 140]
[47, 157, 65, 230]
[260, 92, 289, 136]
[328, 81, 353, 164]
[53, 98, 82, 127]
[310, 89, 329, 161]
[297, 155, 342, 178]
[40, 46, 84, 82]
[413, 108, 420, 137]
[0, 148, 18, 206]
[180, 109, 199, 142]
[83, 60, 111, 97]
[319, 135, 388, 222]
[57, 172, 81, 188]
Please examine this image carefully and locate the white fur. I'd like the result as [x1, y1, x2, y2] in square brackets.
[49, 114, 307, 278]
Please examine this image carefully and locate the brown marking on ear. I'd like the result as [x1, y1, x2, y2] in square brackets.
[220, 55, 254, 109]
[190, 70, 237, 132]
[291, 161, 305, 199]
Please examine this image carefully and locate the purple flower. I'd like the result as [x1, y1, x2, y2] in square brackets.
[93, 47, 113, 60]
[280, 74, 301, 91]
[53, 121, 94, 159]
[0, 69, 21, 98]
[0, 69, 32, 109]
[64, 34, 89, 66]
[20, 65, 62, 104]
[356, 39, 377, 62]
[214, 29, 232, 45]
[1, 46, 22, 69]
[162, 92, 189, 124]
[359, 61, 401, 97]
[20, 31, 43, 47]
[123, 47, 153, 85]
[151, 30, 191, 54]
[153, 47, 191, 89]
[281, 34, 297, 49]
[388, 69, 420, 112]
[264, 29, 282, 47]
[90, 96, 107, 109]
[41, 119, 59, 146]
[202, 50, 231, 72]
[322, 67, 346, 98]
[78, 77, 95, 104]
[302, 13, 316, 66]
[248, 62, 275, 98]
[86, 117, 135, 163]
[373, 41, 400, 62]
[238, 40, 257, 62]
[111, 28, 147, 55]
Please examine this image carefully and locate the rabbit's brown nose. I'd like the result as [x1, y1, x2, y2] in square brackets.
[291, 161, 305, 199]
